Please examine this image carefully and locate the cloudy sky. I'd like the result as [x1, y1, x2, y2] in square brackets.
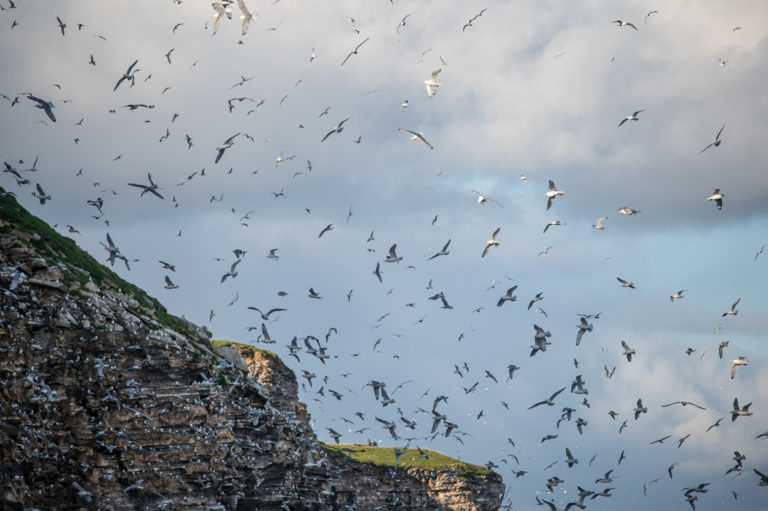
[2, 0, 768, 509]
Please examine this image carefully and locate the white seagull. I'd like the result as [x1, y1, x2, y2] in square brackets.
[706, 188, 724, 210]
[470, 189, 503, 207]
[731, 357, 748, 379]
[424, 68, 441, 97]
[482, 227, 500, 257]
[592, 216, 607, 229]
[398, 128, 433, 149]
[211, 1, 233, 35]
[237, 0, 256, 35]
[545, 180, 563, 210]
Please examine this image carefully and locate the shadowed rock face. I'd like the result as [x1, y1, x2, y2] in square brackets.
[0, 201, 503, 511]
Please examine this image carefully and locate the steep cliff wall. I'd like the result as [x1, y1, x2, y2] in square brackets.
[0, 195, 503, 510]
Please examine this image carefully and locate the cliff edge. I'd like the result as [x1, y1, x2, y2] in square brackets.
[0, 191, 503, 510]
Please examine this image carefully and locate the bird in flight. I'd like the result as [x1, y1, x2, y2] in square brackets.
[470, 189, 503, 207]
[545, 180, 563, 210]
[237, 0, 256, 35]
[462, 8, 487, 31]
[482, 227, 500, 257]
[341, 37, 370, 66]
[619, 109, 644, 126]
[128, 173, 163, 199]
[722, 298, 740, 317]
[699, 124, 725, 154]
[215, 133, 240, 163]
[398, 128, 433, 149]
[617, 277, 636, 289]
[26, 94, 56, 122]
[706, 189, 724, 210]
[612, 19, 638, 30]
[528, 386, 566, 409]
[114, 59, 139, 91]
[321, 118, 350, 142]
[424, 68, 441, 97]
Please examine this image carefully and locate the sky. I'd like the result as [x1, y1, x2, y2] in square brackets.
[1, 0, 768, 509]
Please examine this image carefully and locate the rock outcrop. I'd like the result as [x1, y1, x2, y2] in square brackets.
[0, 193, 503, 510]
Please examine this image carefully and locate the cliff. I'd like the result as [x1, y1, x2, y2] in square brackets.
[0, 192, 503, 510]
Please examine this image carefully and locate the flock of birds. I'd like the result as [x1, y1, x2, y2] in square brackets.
[1, 1, 767, 510]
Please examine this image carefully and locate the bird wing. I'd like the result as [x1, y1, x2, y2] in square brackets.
[715, 124, 725, 141]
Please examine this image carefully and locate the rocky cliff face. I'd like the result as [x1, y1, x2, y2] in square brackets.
[0, 198, 503, 510]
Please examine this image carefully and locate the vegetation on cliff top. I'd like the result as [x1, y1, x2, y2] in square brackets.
[0, 187, 208, 347]
[321, 443, 490, 479]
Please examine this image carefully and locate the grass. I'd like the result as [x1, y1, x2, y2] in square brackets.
[0, 187, 208, 346]
[321, 443, 490, 480]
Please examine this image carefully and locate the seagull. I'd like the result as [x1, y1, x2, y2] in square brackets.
[754, 244, 767, 263]
[699, 124, 725, 154]
[562, 447, 579, 468]
[617, 277, 635, 289]
[237, 0, 256, 35]
[32, 183, 51, 204]
[706, 189, 724, 210]
[373, 262, 382, 282]
[592, 216, 607, 229]
[462, 8, 487, 31]
[470, 189, 503, 207]
[26, 94, 56, 122]
[634, 398, 648, 419]
[644, 10, 659, 24]
[612, 19, 638, 30]
[670, 290, 687, 302]
[481, 227, 500, 257]
[618, 109, 644, 126]
[318, 223, 333, 238]
[717, 341, 729, 359]
[340, 37, 370, 66]
[731, 398, 752, 421]
[621, 340, 635, 362]
[731, 357, 748, 379]
[385, 244, 402, 263]
[308, 288, 322, 299]
[127, 173, 163, 199]
[722, 298, 740, 317]
[497, 286, 518, 307]
[529, 387, 566, 409]
[575, 317, 593, 346]
[321, 118, 350, 142]
[424, 68, 441, 97]
[661, 401, 707, 410]
[163, 276, 179, 289]
[398, 128, 433, 149]
[545, 180, 563, 210]
[618, 206, 640, 215]
[211, 1, 233, 35]
[650, 435, 671, 444]
[113, 59, 139, 91]
[543, 220, 563, 233]
[528, 292, 543, 310]
[100, 233, 121, 266]
[215, 133, 240, 163]
[56, 16, 66, 36]
[247, 307, 286, 320]
[428, 239, 451, 260]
